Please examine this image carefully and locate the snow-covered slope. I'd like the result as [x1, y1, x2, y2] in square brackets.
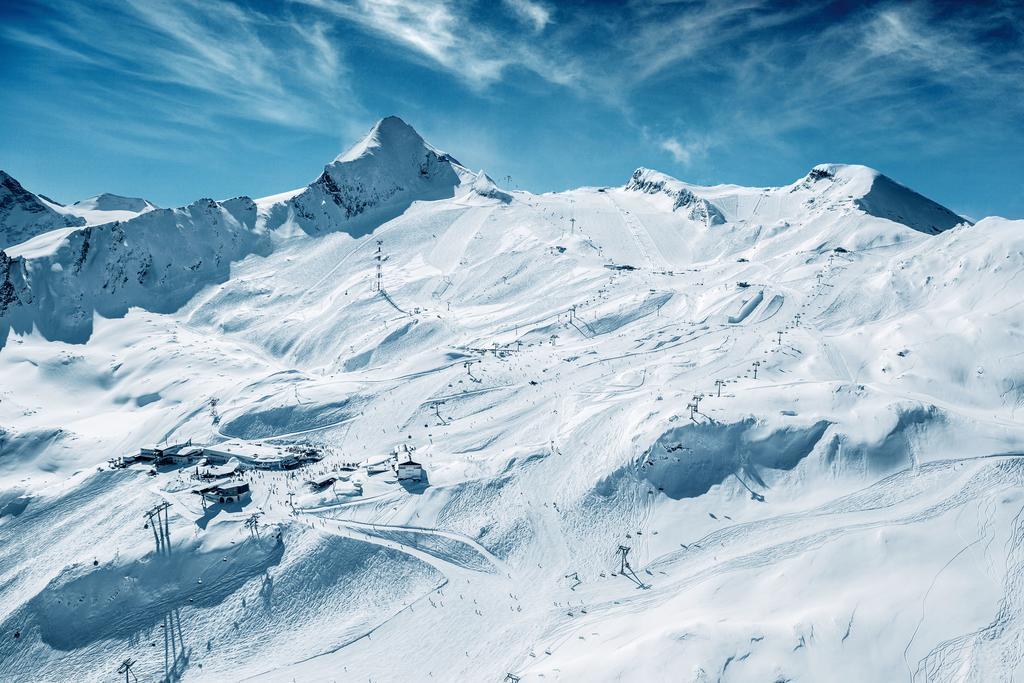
[1, 118, 1022, 683]
[64, 193, 159, 225]
[0, 171, 85, 249]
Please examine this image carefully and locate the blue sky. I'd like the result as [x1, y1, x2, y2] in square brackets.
[1, 0, 1021, 219]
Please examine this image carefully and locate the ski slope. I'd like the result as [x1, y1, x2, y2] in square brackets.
[1, 118, 1024, 682]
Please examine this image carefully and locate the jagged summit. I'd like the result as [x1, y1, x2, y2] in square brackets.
[326, 116, 464, 181]
[264, 116, 467, 237]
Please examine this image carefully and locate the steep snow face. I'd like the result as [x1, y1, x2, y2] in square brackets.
[262, 116, 467, 237]
[0, 171, 85, 249]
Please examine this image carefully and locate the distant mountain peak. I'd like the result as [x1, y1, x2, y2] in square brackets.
[335, 116, 461, 168]
[626, 163, 968, 236]
[625, 168, 725, 227]
[797, 163, 969, 234]
[468, 170, 512, 203]
[263, 116, 467, 237]
[73, 193, 158, 214]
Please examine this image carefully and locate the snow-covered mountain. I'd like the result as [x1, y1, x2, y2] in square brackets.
[0, 118, 494, 345]
[260, 115, 469, 236]
[0, 173, 160, 251]
[68, 193, 159, 224]
[0, 171, 85, 249]
[1, 117, 1022, 683]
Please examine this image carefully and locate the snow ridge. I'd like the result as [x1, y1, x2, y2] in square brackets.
[626, 168, 725, 226]
[0, 171, 85, 249]
[74, 193, 156, 213]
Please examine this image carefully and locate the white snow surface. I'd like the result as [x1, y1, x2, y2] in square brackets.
[60, 193, 159, 225]
[1, 117, 1023, 683]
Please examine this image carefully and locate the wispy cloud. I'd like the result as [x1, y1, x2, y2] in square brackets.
[598, 1, 1024, 174]
[659, 136, 709, 166]
[273, 0, 1022, 168]
[503, 0, 552, 33]
[735, 2, 1024, 142]
[3, 0, 357, 134]
[295, 0, 578, 88]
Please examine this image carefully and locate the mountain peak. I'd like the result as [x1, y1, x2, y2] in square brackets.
[263, 116, 465, 238]
[625, 168, 725, 226]
[799, 163, 969, 234]
[73, 193, 157, 213]
[335, 116, 458, 167]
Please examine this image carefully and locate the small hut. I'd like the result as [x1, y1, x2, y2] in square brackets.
[396, 457, 424, 482]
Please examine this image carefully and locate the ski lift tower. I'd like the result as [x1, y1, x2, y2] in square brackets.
[373, 240, 384, 292]
[617, 545, 631, 574]
[117, 658, 138, 683]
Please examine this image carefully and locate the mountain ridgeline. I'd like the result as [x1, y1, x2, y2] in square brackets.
[0, 116, 971, 347]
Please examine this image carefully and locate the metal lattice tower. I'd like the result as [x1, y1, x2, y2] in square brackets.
[617, 545, 631, 574]
[144, 502, 172, 553]
[244, 512, 262, 538]
[117, 657, 138, 683]
[374, 240, 383, 292]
